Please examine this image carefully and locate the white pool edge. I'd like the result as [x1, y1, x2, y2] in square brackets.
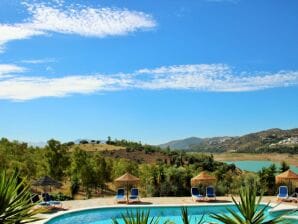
[38, 202, 297, 224]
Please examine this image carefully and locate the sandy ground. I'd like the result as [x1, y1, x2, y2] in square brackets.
[33, 196, 298, 223]
[212, 153, 298, 167]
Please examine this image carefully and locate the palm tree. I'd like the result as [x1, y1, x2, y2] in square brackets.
[211, 185, 282, 224]
[112, 209, 172, 224]
[0, 170, 41, 223]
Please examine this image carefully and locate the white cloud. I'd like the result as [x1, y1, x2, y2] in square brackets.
[137, 64, 298, 91]
[0, 25, 44, 52]
[26, 4, 156, 37]
[0, 74, 129, 101]
[0, 2, 156, 51]
[0, 63, 298, 101]
[0, 64, 26, 78]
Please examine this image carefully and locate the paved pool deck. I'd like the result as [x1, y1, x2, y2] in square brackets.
[33, 196, 298, 223]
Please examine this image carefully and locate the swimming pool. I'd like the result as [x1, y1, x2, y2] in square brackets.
[44, 204, 292, 224]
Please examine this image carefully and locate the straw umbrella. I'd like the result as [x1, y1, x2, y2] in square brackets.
[275, 169, 298, 191]
[191, 171, 216, 186]
[32, 176, 62, 192]
[114, 172, 140, 203]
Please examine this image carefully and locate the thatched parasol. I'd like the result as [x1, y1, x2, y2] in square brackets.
[32, 176, 62, 191]
[191, 171, 216, 186]
[275, 169, 298, 188]
[114, 172, 139, 202]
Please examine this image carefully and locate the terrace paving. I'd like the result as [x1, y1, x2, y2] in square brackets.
[33, 196, 298, 223]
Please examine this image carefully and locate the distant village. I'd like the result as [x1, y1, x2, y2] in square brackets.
[269, 137, 298, 147]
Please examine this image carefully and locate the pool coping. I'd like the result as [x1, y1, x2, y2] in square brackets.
[38, 202, 297, 224]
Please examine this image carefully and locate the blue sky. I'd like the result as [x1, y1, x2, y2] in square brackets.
[0, 0, 298, 144]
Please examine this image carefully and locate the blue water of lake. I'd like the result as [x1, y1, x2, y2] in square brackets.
[226, 160, 298, 173]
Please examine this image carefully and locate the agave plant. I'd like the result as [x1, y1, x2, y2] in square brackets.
[180, 206, 205, 224]
[211, 186, 283, 224]
[112, 209, 172, 224]
[0, 171, 41, 223]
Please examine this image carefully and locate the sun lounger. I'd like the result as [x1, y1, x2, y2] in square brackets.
[31, 194, 40, 203]
[129, 188, 140, 203]
[115, 188, 126, 203]
[288, 187, 298, 203]
[277, 186, 288, 201]
[206, 186, 216, 201]
[191, 187, 205, 202]
[40, 193, 62, 207]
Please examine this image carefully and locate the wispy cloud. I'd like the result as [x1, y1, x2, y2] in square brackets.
[0, 63, 298, 101]
[0, 75, 127, 101]
[0, 64, 26, 78]
[0, 1, 156, 51]
[136, 64, 298, 91]
[26, 3, 156, 37]
[0, 25, 43, 52]
[20, 58, 57, 64]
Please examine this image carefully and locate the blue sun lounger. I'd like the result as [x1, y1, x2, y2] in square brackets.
[115, 188, 126, 203]
[39, 193, 62, 207]
[129, 188, 140, 203]
[191, 187, 204, 201]
[206, 186, 216, 201]
[277, 186, 288, 201]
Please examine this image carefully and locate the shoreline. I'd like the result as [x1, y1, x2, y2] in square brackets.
[211, 153, 298, 167]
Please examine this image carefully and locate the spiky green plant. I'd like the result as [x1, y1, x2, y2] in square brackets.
[0, 171, 41, 223]
[112, 209, 172, 224]
[210, 186, 283, 224]
[181, 206, 205, 224]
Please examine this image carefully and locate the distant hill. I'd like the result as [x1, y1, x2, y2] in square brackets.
[159, 137, 204, 150]
[69, 143, 170, 164]
[159, 128, 298, 153]
[26, 141, 47, 147]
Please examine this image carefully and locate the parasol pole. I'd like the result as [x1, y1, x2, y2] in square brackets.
[126, 182, 129, 204]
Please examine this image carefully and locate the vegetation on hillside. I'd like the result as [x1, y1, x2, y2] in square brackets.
[160, 128, 298, 153]
[0, 137, 293, 199]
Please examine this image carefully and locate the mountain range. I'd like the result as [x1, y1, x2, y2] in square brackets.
[159, 128, 298, 153]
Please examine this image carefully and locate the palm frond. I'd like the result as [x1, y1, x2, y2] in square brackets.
[0, 171, 42, 223]
[111, 209, 171, 224]
[211, 185, 284, 224]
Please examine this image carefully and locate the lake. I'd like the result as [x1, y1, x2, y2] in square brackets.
[226, 160, 298, 173]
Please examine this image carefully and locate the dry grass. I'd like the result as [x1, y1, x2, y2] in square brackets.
[212, 152, 298, 166]
[69, 143, 125, 152]
[71, 144, 298, 167]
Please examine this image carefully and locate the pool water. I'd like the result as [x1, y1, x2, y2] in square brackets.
[45, 204, 287, 224]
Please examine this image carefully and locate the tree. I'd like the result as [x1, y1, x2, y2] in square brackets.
[80, 163, 96, 198]
[107, 136, 112, 144]
[70, 147, 96, 198]
[92, 153, 109, 189]
[258, 164, 276, 195]
[211, 185, 282, 224]
[279, 161, 289, 173]
[201, 154, 215, 172]
[112, 159, 138, 179]
[0, 171, 41, 223]
[79, 140, 89, 144]
[45, 139, 69, 180]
